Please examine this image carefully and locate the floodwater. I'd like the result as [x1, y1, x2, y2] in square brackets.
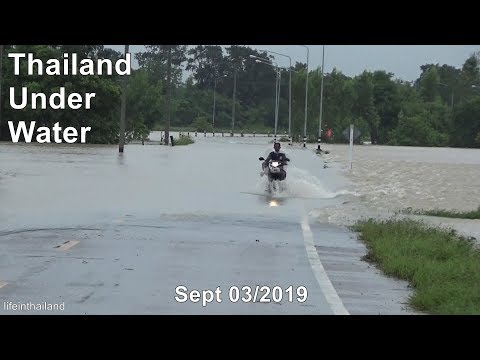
[0, 132, 348, 232]
[2, 133, 478, 230]
[310, 143, 480, 227]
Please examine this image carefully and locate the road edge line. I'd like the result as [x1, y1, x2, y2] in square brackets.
[301, 216, 349, 315]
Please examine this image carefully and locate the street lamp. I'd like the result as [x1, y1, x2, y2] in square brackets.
[213, 74, 226, 135]
[0, 45, 3, 141]
[300, 45, 309, 148]
[250, 55, 281, 142]
[231, 68, 237, 137]
[317, 45, 325, 152]
[259, 49, 292, 145]
[258, 59, 281, 142]
[273, 67, 281, 143]
[119, 44, 129, 153]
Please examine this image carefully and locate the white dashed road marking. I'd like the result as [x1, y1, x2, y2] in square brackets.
[56, 240, 80, 251]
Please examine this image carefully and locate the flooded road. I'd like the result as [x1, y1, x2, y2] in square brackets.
[310, 143, 480, 229]
[0, 134, 420, 314]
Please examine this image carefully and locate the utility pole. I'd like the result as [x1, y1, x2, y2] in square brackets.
[274, 69, 281, 142]
[288, 66, 291, 145]
[318, 45, 325, 152]
[165, 46, 172, 145]
[301, 45, 310, 148]
[0, 45, 4, 140]
[119, 44, 129, 153]
[231, 68, 237, 136]
[213, 78, 217, 130]
[258, 50, 292, 145]
[250, 55, 281, 142]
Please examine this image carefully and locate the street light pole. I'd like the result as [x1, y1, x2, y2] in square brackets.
[439, 82, 454, 108]
[231, 69, 237, 136]
[119, 44, 129, 153]
[275, 69, 281, 142]
[318, 45, 325, 152]
[288, 67, 292, 145]
[0, 45, 3, 141]
[301, 45, 309, 148]
[213, 77, 217, 132]
[251, 56, 281, 141]
[259, 49, 292, 145]
[212, 74, 226, 136]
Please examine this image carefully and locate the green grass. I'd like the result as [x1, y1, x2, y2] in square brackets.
[400, 206, 480, 219]
[173, 136, 194, 146]
[352, 218, 480, 315]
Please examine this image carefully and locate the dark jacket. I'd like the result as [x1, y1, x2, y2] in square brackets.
[263, 151, 288, 167]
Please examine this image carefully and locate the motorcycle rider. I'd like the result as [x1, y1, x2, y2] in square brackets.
[262, 141, 288, 180]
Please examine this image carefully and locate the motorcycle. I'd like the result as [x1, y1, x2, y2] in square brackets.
[259, 156, 290, 193]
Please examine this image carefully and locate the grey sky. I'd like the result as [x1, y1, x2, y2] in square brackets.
[106, 45, 480, 81]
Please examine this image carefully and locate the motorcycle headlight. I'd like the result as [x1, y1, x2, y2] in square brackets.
[271, 161, 279, 167]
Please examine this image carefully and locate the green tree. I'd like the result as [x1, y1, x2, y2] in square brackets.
[389, 111, 447, 147]
[353, 71, 380, 144]
[126, 69, 164, 138]
[450, 97, 480, 148]
[185, 45, 227, 89]
[371, 70, 401, 143]
[137, 45, 187, 144]
[419, 67, 440, 103]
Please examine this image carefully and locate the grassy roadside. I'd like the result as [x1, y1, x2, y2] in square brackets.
[399, 206, 480, 219]
[352, 218, 480, 315]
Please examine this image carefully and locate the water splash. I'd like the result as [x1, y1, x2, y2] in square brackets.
[249, 166, 355, 199]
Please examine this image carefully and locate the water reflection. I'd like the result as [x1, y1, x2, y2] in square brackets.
[254, 193, 288, 207]
[117, 152, 126, 166]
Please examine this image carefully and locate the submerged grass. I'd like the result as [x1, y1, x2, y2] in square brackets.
[399, 206, 480, 219]
[353, 218, 480, 315]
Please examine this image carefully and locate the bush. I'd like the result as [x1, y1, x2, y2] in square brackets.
[174, 136, 194, 146]
[192, 117, 213, 133]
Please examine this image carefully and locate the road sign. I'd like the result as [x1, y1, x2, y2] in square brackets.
[343, 126, 361, 141]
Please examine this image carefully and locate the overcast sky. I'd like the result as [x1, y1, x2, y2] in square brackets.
[106, 45, 480, 82]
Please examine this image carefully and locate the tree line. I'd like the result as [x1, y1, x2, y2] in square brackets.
[1, 45, 479, 147]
